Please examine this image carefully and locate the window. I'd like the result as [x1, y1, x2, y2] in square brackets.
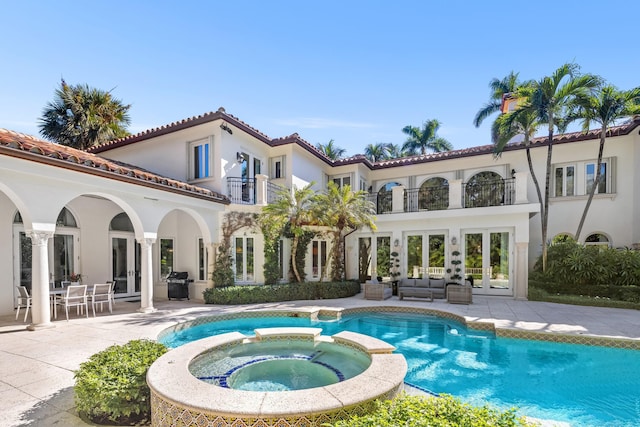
[270, 156, 285, 179]
[418, 177, 449, 211]
[198, 238, 206, 281]
[555, 165, 575, 197]
[330, 174, 351, 189]
[311, 239, 328, 279]
[234, 236, 254, 282]
[159, 238, 174, 280]
[585, 233, 610, 248]
[190, 138, 212, 180]
[360, 178, 368, 193]
[586, 162, 607, 194]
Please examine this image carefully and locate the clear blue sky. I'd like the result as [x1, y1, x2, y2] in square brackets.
[2, 0, 639, 156]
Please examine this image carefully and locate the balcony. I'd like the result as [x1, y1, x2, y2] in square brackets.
[227, 176, 286, 205]
[368, 175, 524, 215]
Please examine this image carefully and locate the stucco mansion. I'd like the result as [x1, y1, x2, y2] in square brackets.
[2, 107, 639, 329]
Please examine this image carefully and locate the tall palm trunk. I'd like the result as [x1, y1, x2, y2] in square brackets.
[291, 236, 301, 283]
[575, 127, 607, 240]
[541, 122, 555, 272]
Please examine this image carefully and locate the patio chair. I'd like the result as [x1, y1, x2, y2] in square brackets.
[56, 284, 88, 321]
[15, 286, 32, 322]
[90, 283, 113, 316]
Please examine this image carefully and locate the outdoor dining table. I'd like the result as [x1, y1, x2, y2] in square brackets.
[49, 285, 93, 319]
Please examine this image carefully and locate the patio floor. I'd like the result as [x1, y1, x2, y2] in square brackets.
[1, 294, 638, 426]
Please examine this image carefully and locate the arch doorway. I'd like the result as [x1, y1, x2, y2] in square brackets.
[110, 213, 141, 299]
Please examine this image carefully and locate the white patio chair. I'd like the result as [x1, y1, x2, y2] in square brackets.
[90, 283, 113, 316]
[15, 286, 32, 322]
[55, 284, 88, 321]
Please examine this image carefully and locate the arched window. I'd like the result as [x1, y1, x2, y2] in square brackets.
[13, 211, 22, 223]
[56, 208, 77, 227]
[377, 182, 401, 214]
[585, 233, 610, 248]
[110, 213, 134, 232]
[551, 233, 574, 244]
[418, 177, 449, 211]
[464, 171, 504, 208]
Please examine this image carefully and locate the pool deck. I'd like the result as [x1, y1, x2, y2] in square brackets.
[1, 294, 638, 426]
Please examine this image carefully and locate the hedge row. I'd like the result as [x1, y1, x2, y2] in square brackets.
[532, 241, 640, 302]
[203, 281, 361, 305]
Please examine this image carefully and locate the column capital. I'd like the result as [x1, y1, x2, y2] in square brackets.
[27, 230, 54, 246]
[140, 238, 156, 249]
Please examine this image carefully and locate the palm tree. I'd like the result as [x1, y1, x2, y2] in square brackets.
[387, 143, 409, 159]
[493, 83, 544, 226]
[364, 143, 391, 162]
[261, 183, 317, 283]
[316, 139, 346, 160]
[402, 119, 453, 155]
[39, 80, 131, 150]
[314, 181, 377, 281]
[473, 71, 522, 128]
[518, 63, 600, 270]
[573, 85, 640, 239]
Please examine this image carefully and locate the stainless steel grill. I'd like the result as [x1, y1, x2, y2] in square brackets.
[166, 271, 192, 300]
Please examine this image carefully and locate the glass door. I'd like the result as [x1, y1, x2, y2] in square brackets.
[464, 230, 512, 295]
[234, 236, 255, 283]
[111, 233, 141, 297]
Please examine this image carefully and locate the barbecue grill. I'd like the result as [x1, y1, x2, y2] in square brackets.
[166, 271, 192, 300]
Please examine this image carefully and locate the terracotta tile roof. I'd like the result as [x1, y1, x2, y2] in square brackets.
[88, 107, 640, 172]
[0, 129, 229, 204]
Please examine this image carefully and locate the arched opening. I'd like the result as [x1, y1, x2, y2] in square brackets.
[464, 171, 504, 208]
[109, 212, 141, 297]
[585, 233, 610, 248]
[418, 177, 449, 211]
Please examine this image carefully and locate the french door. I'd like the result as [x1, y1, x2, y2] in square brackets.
[463, 229, 512, 295]
[110, 233, 141, 297]
[234, 236, 255, 283]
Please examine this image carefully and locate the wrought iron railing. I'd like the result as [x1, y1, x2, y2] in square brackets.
[227, 177, 256, 205]
[404, 185, 449, 212]
[267, 181, 286, 204]
[463, 178, 515, 208]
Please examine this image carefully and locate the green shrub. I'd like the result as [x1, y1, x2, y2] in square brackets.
[531, 242, 640, 302]
[203, 281, 361, 304]
[74, 339, 168, 425]
[330, 394, 534, 427]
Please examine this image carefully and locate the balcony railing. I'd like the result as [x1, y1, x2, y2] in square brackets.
[369, 177, 518, 215]
[227, 177, 287, 205]
[463, 178, 515, 208]
[227, 177, 256, 205]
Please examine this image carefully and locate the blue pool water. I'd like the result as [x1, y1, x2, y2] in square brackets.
[160, 312, 640, 427]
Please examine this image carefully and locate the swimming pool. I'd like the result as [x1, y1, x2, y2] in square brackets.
[160, 311, 640, 427]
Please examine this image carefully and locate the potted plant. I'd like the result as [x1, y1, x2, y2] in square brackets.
[446, 250, 462, 284]
[390, 251, 401, 295]
[69, 273, 82, 284]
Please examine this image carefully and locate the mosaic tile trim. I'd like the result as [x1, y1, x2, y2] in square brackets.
[496, 328, 640, 350]
[150, 385, 398, 427]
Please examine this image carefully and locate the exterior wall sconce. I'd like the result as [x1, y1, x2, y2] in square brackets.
[236, 152, 245, 163]
[394, 239, 400, 247]
[511, 169, 516, 178]
[220, 122, 233, 134]
[451, 236, 457, 246]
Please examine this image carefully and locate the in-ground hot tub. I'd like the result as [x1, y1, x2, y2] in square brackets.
[148, 327, 407, 427]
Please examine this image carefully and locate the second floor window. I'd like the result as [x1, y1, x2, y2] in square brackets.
[331, 174, 351, 189]
[555, 165, 575, 197]
[586, 162, 607, 194]
[190, 138, 211, 180]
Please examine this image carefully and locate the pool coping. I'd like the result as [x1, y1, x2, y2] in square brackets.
[158, 306, 640, 350]
[148, 327, 407, 426]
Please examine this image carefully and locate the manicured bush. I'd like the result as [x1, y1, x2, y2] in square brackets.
[203, 281, 361, 305]
[74, 339, 168, 425]
[531, 241, 640, 302]
[330, 394, 534, 427]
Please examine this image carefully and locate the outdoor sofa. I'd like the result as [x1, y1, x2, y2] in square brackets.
[398, 277, 446, 300]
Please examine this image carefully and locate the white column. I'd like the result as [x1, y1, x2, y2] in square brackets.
[448, 179, 463, 209]
[515, 242, 529, 300]
[514, 171, 529, 204]
[139, 238, 156, 313]
[391, 185, 405, 213]
[255, 174, 268, 206]
[27, 230, 55, 331]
